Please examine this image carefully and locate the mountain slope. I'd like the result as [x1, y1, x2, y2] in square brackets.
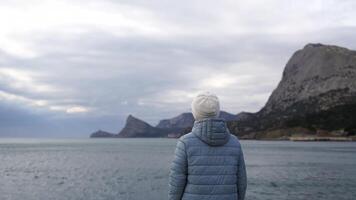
[156, 113, 194, 129]
[261, 43, 356, 115]
[117, 115, 168, 138]
[116, 111, 239, 138]
[156, 111, 237, 129]
[229, 43, 356, 138]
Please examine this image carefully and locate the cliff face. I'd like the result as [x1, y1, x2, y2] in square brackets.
[156, 113, 194, 129]
[230, 43, 356, 137]
[117, 115, 167, 138]
[261, 43, 356, 115]
[116, 111, 238, 138]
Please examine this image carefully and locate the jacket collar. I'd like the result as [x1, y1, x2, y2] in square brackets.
[192, 118, 230, 146]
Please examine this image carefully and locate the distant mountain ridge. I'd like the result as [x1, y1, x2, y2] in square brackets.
[116, 115, 169, 138]
[90, 111, 239, 138]
[90, 130, 115, 138]
[91, 43, 356, 139]
[156, 111, 237, 129]
[156, 113, 194, 129]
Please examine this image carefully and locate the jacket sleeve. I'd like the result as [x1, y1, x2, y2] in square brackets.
[237, 146, 247, 200]
[168, 139, 188, 200]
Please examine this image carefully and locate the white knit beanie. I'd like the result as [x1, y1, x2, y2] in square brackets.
[191, 91, 220, 121]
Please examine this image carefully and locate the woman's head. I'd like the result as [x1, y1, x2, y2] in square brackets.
[191, 91, 220, 121]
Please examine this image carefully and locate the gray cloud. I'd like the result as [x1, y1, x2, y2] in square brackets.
[0, 0, 356, 136]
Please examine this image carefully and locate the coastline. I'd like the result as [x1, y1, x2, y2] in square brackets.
[289, 136, 356, 142]
[238, 136, 356, 142]
[89, 135, 356, 141]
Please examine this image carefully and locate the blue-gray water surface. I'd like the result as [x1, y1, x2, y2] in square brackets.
[0, 138, 355, 200]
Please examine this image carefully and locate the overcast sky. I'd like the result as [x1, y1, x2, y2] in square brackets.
[0, 0, 356, 137]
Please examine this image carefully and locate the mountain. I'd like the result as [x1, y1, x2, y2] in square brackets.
[90, 130, 115, 138]
[156, 113, 194, 129]
[117, 115, 168, 138]
[229, 43, 356, 139]
[91, 43, 356, 139]
[91, 111, 239, 138]
[219, 111, 240, 121]
[116, 111, 239, 138]
[235, 112, 255, 121]
[262, 43, 356, 116]
[156, 111, 237, 129]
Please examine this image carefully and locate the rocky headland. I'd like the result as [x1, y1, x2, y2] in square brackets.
[228, 43, 356, 140]
[90, 111, 239, 138]
[91, 43, 356, 140]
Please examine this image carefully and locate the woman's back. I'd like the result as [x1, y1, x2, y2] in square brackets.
[169, 118, 247, 200]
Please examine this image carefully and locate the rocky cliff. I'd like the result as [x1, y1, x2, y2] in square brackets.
[91, 43, 356, 139]
[229, 43, 356, 138]
[156, 113, 194, 129]
[91, 110, 238, 138]
[116, 115, 169, 138]
[116, 111, 238, 138]
[262, 43, 356, 115]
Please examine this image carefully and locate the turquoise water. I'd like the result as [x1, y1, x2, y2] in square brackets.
[0, 138, 355, 200]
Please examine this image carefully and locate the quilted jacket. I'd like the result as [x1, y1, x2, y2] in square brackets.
[168, 118, 247, 200]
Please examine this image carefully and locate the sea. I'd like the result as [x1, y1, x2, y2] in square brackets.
[0, 138, 355, 200]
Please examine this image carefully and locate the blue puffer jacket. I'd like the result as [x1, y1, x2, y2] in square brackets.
[169, 118, 247, 200]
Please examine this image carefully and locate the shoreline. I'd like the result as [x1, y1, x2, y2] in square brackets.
[89, 136, 356, 141]
[238, 136, 356, 142]
[289, 136, 356, 142]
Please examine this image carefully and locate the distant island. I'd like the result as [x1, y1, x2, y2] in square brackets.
[90, 43, 356, 141]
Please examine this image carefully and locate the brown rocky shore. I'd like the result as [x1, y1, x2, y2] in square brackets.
[237, 127, 356, 141]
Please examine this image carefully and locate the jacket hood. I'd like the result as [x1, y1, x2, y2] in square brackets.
[192, 118, 230, 146]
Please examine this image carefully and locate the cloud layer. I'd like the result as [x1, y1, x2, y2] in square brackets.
[1, 0, 356, 137]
